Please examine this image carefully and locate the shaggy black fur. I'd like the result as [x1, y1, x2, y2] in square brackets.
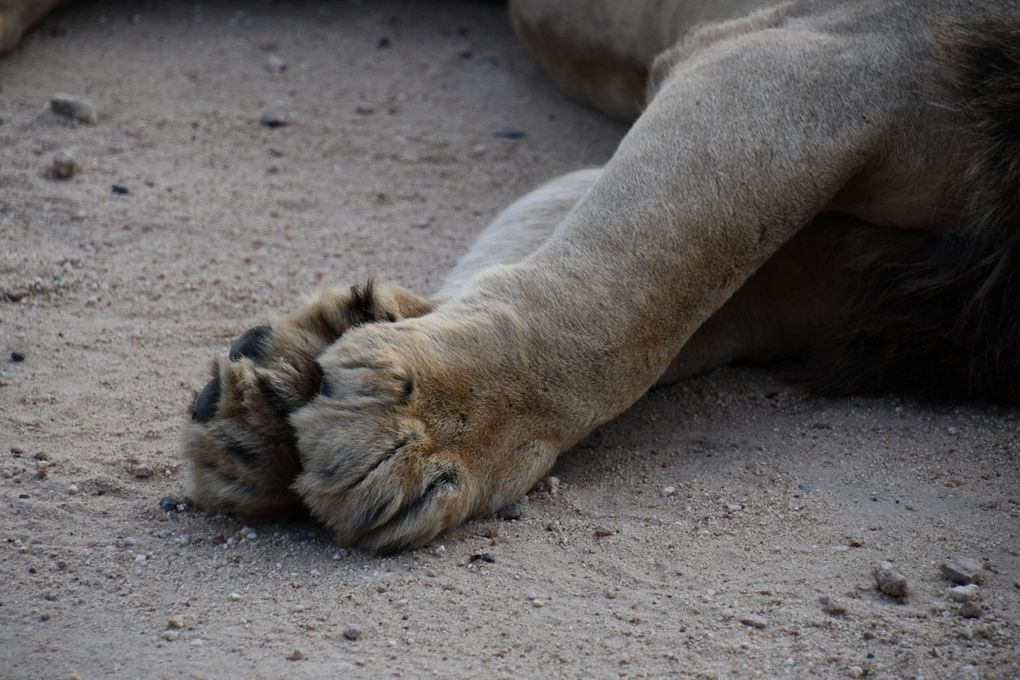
[810, 22, 1020, 400]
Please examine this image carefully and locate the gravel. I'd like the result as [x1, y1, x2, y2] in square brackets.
[948, 584, 981, 603]
[50, 93, 98, 124]
[874, 562, 909, 598]
[739, 614, 767, 629]
[940, 556, 984, 585]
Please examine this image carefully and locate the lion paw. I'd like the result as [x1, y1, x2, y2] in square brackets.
[290, 318, 559, 552]
[181, 282, 433, 517]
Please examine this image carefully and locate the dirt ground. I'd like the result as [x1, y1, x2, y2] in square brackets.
[1, 1, 1018, 678]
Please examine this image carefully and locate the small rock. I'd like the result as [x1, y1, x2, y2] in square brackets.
[161, 630, 180, 642]
[50, 93, 98, 124]
[847, 538, 864, 548]
[4, 289, 28, 302]
[67, 484, 79, 494]
[50, 149, 78, 179]
[940, 556, 984, 585]
[848, 666, 865, 678]
[469, 552, 496, 564]
[874, 561, 908, 598]
[739, 614, 767, 629]
[259, 113, 287, 128]
[342, 624, 363, 641]
[354, 105, 375, 115]
[819, 596, 847, 615]
[111, 184, 129, 195]
[133, 464, 153, 479]
[159, 497, 181, 513]
[661, 485, 676, 497]
[286, 649, 306, 661]
[593, 527, 613, 538]
[959, 601, 983, 619]
[10, 351, 25, 362]
[167, 618, 185, 629]
[377, 36, 391, 49]
[228, 592, 241, 602]
[531, 598, 545, 608]
[948, 584, 981, 603]
[496, 502, 522, 521]
[492, 127, 525, 140]
[542, 476, 560, 496]
[265, 54, 287, 73]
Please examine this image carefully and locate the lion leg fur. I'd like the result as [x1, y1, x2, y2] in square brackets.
[0, 0, 67, 53]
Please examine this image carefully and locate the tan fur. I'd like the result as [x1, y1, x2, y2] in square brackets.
[6, 0, 1016, 551]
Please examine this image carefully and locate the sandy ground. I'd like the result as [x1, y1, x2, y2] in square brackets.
[1, 1, 1018, 678]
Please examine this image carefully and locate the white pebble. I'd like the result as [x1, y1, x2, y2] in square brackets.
[67, 484, 80, 494]
[948, 584, 981, 602]
[661, 485, 676, 497]
[228, 592, 242, 601]
[50, 93, 98, 124]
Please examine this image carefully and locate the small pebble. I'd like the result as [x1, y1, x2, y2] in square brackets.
[167, 618, 185, 629]
[469, 552, 496, 564]
[161, 630, 180, 642]
[286, 649, 306, 661]
[133, 465, 153, 479]
[661, 485, 676, 497]
[50, 93, 98, 124]
[259, 113, 287, 128]
[4, 289, 28, 302]
[542, 476, 560, 496]
[342, 624, 363, 641]
[67, 484, 80, 494]
[948, 584, 980, 603]
[111, 184, 129, 195]
[847, 538, 864, 548]
[159, 497, 181, 513]
[50, 149, 78, 179]
[819, 596, 847, 615]
[531, 598, 545, 608]
[848, 666, 865, 678]
[874, 561, 908, 598]
[959, 601, 983, 619]
[228, 592, 241, 601]
[739, 614, 767, 629]
[496, 503, 522, 521]
[265, 54, 287, 73]
[492, 127, 525, 139]
[10, 352, 25, 363]
[593, 527, 613, 538]
[377, 36, 391, 48]
[940, 556, 984, 585]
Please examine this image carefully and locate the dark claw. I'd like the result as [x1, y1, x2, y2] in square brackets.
[192, 376, 221, 422]
[229, 325, 272, 362]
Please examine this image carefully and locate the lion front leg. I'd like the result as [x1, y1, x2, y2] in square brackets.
[181, 282, 433, 516]
[289, 14, 937, 551]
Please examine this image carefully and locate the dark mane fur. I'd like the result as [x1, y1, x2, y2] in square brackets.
[807, 21, 1020, 401]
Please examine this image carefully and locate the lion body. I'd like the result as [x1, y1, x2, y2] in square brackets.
[5, 0, 1017, 550]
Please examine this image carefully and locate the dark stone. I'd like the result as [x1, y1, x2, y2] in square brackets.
[111, 184, 129, 195]
[10, 351, 25, 362]
[159, 497, 182, 513]
[491, 127, 525, 139]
